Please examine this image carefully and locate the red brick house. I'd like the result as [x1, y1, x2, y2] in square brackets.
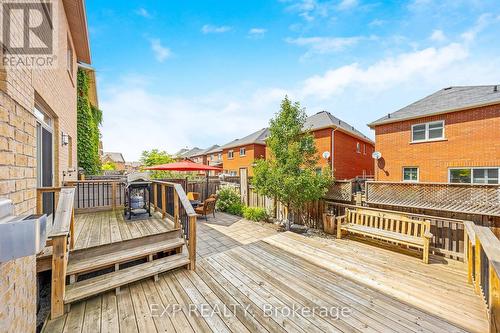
[368, 86, 500, 183]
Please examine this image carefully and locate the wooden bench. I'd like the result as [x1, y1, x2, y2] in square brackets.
[336, 207, 433, 263]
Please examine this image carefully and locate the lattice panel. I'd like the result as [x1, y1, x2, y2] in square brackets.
[324, 181, 353, 202]
[366, 182, 500, 217]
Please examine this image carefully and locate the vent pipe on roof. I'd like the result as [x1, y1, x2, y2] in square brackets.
[388, 114, 391, 118]
[494, 85, 498, 92]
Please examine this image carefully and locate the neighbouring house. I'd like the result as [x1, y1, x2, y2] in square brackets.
[303, 111, 375, 180]
[204, 145, 223, 175]
[173, 147, 190, 160]
[124, 161, 142, 173]
[368, 86, 500, 183]
[102, 152, 126, 171]
[220, 128, 269, 176]
[0, 0, 93, 331]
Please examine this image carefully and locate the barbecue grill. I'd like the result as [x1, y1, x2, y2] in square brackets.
[124, 172, 152, 220]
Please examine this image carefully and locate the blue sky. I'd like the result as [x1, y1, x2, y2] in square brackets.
[87, 0, 500, 161]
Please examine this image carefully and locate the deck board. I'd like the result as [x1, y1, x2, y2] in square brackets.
[44, 211, 488, 333]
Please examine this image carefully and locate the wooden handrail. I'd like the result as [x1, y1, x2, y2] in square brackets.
[151, 180, 197, 270]
[64, 180, 124, 184]
[464, 223, 500, 332]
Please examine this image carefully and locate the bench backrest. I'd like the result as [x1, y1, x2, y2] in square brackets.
[345, 207, 430, 238]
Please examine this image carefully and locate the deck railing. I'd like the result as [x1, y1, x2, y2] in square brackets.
[151, 180, 197, 270]
[37, 187, 76, 319]
[64, 180, 125, 212]
[464, 221, 500, 332]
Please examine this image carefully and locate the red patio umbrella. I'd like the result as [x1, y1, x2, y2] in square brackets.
[144, 160, 222, 200]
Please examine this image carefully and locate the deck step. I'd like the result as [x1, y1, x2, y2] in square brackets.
[67, 237, 185, 276]
[64, 253, 190, 304]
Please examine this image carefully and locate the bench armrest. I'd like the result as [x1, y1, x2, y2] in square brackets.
[423, 231, 433, 239]
[336, 215, 346, 239]
[336, 215, 346, 224]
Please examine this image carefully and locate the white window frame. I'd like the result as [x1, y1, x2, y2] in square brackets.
[448, 167, 500, 184]
[228, 150, 234, 159]
[411, 120, 445, 143]
[218, 153, 222, 161]
[402, 167, 419, 182]
[363, 143, 366, 155]
[239, 147, 246, 157]
[356, 142, 361, 153]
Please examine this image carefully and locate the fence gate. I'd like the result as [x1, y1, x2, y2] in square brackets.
[239, 168, 249, 205]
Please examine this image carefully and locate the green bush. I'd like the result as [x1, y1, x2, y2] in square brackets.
[243, 206, 268, 222]
[227, 202, 245, 216]
[216, 187, 242, 213]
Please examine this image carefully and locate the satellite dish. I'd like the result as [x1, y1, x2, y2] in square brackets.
[322, 151, 331, 159]
[372, 151, 382, 160]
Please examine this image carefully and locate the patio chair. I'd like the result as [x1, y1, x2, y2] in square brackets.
[187, 192, 200, 201]
[195, 197, 217, 220]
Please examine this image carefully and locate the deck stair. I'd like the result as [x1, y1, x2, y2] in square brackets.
[63, 229, 189, 305]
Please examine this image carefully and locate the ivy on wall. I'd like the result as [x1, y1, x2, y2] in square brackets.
[77, 68, 102, 175]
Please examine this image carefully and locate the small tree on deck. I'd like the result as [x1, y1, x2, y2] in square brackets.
[253, 96, 332, 227]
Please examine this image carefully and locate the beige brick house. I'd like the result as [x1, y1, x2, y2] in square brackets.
[0, 1, 93, 331]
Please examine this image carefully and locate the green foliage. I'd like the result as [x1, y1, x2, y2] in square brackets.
[253, 96, 332, 216]
[139, 149, 175, 179]
[243, 206, 268, 222]
[215, 187, 242, 214]
[77, 69, 101, 175]
[101, 161, 116, 171]
[227, 202, 245, 216]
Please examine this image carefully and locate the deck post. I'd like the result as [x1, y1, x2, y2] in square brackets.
[51, 234, 68, 319]
[69, 209, 75, 250]
[161, 184, 166, 218]
[111, 182, 117, 209]
[475, 237, 481, 294]
[489, 264, 500, 333]
[153, 183, 158, 211]
[188, 215, 196, 270]
[173, 189, 180, 229]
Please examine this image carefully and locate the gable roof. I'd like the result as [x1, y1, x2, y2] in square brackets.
[103, 152, 125, 163]
[305, 111, 373, 143]
[219, 128, 269, 150]
[203, 145, 222, 155]
[182, 147, 204, 158]
[368, 85, 500, 128]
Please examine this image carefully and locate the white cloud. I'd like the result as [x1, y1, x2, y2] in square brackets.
[149, 39, 171, 62]
[135, 8, 151, 18]
[286, 36, 361, 54]
[201, 24, 232, 34]
[430, 29, 446, 42]
[248, 28, 267, 38]
[337, 0, 358, 11]
[300, 43, 469, 99]
[461, 13, 499, 43]
[369, 19, 385, 27]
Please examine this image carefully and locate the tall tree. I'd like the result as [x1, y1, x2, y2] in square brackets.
[253, 96, 332, 226]
[77, 68, 102, 175]
[140, 149, 174, 179]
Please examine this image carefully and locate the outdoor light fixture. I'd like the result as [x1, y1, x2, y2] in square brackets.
[61, 132, 69, 146]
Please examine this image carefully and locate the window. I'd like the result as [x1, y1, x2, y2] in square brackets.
[240, 147, 246, 157]
[210, 154, 214, 161]
[411, 121, 444, 142]
[218, 153, 222, 160]
[449, 168, 499, 184]
[67, 37, 73, 75]
[363, 143, 366, 155]
[403, 167, 419, 182]
[228, 150, 234, 159]
[356, 142, 361, 153]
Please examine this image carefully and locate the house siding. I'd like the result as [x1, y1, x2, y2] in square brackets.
[0, 1, 82, 331]
[333, 130, 374, 180]
[222, 144, 265, 176]
[373, 104, 500, 182]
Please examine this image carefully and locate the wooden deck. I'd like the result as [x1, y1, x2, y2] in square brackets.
[43, 211, 488, 333]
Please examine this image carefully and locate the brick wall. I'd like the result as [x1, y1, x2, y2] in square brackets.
[373, 104, 500, 182]
[333, 130, 374, 180]
[222, 144, 266, 176]
[0, 0, 80, 331]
